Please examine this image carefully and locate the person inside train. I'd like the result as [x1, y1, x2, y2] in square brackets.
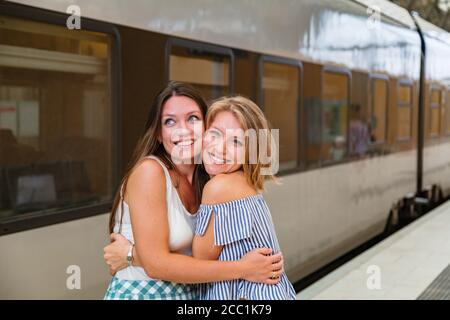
[348, 103, 370, 158]
[103, 81, 284, 300]
[191, 96, 296, 300]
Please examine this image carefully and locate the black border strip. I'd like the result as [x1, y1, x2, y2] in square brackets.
[0, 1, 122, 236]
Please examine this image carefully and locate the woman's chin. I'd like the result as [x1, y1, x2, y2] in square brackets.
[204, 164, 227, 176]
[170, 148, 200, 164]
[170, 155, 195, 164]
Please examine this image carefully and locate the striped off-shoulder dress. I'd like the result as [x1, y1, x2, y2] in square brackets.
[195, 193, 296, 300]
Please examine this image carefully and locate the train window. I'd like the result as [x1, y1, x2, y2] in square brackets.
[370, 78, 388, 144]
[429, 89, 441, 137]
[397, 83, 412, 141]
[321, 70, 350, 163]
[0, 15, 116, 230]
[168, 40, 233, 102]
[260, 57, 301, 172]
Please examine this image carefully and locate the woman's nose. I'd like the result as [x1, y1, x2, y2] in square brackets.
[211, 139, 226, 155]
[174, 121, 192, 136]
[177, 119, 189, 130]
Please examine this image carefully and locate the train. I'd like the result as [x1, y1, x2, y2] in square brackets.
[0, 0, 449, 299]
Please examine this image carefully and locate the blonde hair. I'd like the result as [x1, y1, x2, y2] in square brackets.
[206, 96, 278, 191]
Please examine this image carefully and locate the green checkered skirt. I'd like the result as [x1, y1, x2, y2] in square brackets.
[104, 276, 197, 300]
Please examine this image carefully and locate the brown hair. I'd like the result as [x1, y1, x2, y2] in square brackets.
[109, 81, 209, 233]
[206, 95, 277, 191]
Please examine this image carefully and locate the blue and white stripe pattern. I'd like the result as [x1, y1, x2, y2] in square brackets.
[195, 194, 296, 300]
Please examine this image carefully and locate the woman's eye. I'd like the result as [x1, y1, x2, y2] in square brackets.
[206, 132, 216, 140]
[188, 115, 201, 122]
[233, 138, 243, 147]
[207, 129, 219, 137]
[164, 118, 175, 126]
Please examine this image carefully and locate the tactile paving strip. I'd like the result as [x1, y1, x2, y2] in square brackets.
[417, 264, 450, 300]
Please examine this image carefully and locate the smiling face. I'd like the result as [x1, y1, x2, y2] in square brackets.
[160, 95, 204, 164]
[203, 110, 245, 176]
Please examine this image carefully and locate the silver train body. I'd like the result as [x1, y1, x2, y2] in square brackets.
[0, 0, 449, 298]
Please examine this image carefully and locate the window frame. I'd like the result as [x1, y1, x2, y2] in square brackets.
[368, 74, 389, 145]
[396, 79, 414, 143]
[320, 65, 352, 166]
[257, 55, 303, 176]
[0, 2, 122, 236]
[165, 37, 235, 94]
[429, 86, 441, 139]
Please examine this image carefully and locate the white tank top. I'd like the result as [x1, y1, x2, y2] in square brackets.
[114, 155, 198, 280]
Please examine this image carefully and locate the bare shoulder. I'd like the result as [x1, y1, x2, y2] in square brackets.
[127, 158, 166, 195]
[202, 172, 257, 205]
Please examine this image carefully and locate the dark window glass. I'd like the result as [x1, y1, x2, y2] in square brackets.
[322, 71, 349, 163]
[0, 16, 114, 222]
[169, 45, 230, 101]
[371, 78, 388, 143]
[397, 84, 412, 141]
[429, 89, 441, 137]
[261, 61, 300, 171]
[446, 90, 450, 134]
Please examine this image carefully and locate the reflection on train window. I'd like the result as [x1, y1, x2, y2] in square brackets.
[322, 71, 349, 163]
[429, 89, 440, 137]
[169, 45, 230, 102]
[0, 16, 113, 221]
[371, 79, 388, 144]
[261, 60, 300, 171]
[398, 84, 412, 104]
[397, 84, 412, 141]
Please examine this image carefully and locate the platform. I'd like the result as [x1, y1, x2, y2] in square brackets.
[297, 200, 450, 300]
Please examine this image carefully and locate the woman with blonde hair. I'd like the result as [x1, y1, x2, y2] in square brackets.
[193, 96, 296, 300]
